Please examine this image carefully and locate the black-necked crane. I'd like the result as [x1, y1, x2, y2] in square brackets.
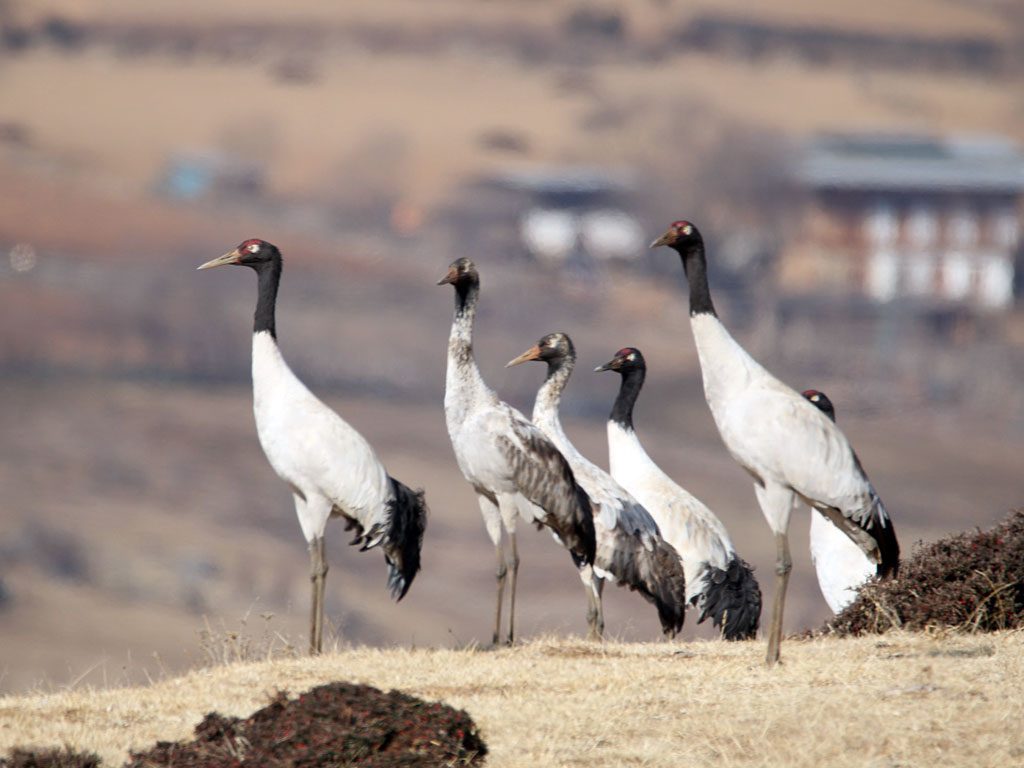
[802, 389, 878, 613]
[595, 346, 761, 639]
[438, 258, 596, 646]
[651, 221, 899, 665]
[507, 332, 687, 639]
[198, 239, 428, 655]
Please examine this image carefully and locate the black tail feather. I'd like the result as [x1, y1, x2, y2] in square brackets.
[874, 512, 901, 579]
[383, 477, 428, 601]
[697, 557, 761, 640]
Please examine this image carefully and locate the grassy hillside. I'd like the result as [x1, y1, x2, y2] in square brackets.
[2, 0, 1023, 698]
[1, 632, 1022, 767]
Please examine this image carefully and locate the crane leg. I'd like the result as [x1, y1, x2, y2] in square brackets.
[505, 532, 520, 647]
[309, 536, 328, 655]
[580, 565, 604, 641]
[492, 541, 508, 647]
[766, 531, 791, 667]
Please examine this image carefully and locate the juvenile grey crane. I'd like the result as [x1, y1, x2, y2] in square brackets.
[507, 332, 687, 639]
[802, 389, 878, 613]
[651, 221, 899, 665]
[438, 258, 596, 646]
[596, 346, 761, 639]
[198, 239, 427, 654]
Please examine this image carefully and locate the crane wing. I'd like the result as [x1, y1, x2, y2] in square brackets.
[595, 496, 687, 636]
[495, 410, 596, 563]
[722, 387, 898, 574]
[568, 455, 687, 636]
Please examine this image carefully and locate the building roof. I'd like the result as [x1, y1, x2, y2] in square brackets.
[487, 166, 636, 196]
[799, 133, 1024, 193]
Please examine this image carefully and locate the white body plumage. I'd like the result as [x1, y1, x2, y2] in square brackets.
[597, 345, 760, 639]
[252, 331, 392, 544]
[690, 314, 889, 552]
[606, 420, 732, 604]
[810, 508, 875, 613]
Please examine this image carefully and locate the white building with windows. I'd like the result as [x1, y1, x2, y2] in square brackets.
[783, 134, 1024, 311]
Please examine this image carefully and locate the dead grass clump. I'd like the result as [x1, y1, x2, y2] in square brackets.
[123, 681, 486, 768]
[195, 613, 299, 667]
[828, 509, 1024, 635]
[0, 747, 100, 768]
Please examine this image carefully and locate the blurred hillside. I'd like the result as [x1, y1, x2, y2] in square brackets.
[1, 0, 1022, 693]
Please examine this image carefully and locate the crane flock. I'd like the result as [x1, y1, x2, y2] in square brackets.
[199, 221, 900, 666]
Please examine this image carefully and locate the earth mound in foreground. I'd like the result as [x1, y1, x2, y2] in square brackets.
[125, 681, 487, 768]
[4, 682, 486, 768]
[829, 508, 1024, 635]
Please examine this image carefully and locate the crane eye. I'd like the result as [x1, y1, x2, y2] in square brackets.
[247, 243, 260, 253]
[627, 353, 636, 361]
[681, 224, 693, 235]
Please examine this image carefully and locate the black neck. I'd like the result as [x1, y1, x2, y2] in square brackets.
[677, 241, 716, 317]
[253, 258, 281, 338]
[454, 279, 479, 319]
[610, 367, 645, 431]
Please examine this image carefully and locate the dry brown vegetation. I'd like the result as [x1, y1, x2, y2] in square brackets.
[829, 509, 1024, 636]
[2, 633, 1023, 767]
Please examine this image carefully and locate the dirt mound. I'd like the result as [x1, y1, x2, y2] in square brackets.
[0, 747, 100, 768]
[4, 682, 486, 768]
[123, 681, 486, 768]
[827, 509, 1024, 636]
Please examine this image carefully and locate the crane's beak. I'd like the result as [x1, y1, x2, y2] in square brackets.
[506, 344, 543, 368]
[594, 356, 621, 372]
[436, 266, 459, 286]
[197, 248, 242, 270]
[649, 230, 675, 249]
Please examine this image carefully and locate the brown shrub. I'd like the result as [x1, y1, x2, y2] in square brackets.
[827, 509, 1024, 636]
[124, 681, 486, 768]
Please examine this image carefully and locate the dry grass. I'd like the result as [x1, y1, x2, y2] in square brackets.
[2, 632, 1023, 767]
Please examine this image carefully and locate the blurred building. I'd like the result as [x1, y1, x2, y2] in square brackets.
[780, 134, 1024, 311]
[444, 166, 644, 269]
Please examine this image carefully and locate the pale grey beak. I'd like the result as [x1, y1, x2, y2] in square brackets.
[197, 249, 241, 270]
[650, 231, 674, 249]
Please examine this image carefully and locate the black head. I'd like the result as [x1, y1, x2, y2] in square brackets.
[506, 331, 575, 368]
[650, 220, 702, 251]
[436, 257, 479, 288]
[802, 389, 836, 422]
[197, 238, 281, 271]
[595, 346, 646, 374]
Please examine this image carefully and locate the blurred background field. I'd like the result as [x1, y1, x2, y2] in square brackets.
[1, 0, 1022, 693]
